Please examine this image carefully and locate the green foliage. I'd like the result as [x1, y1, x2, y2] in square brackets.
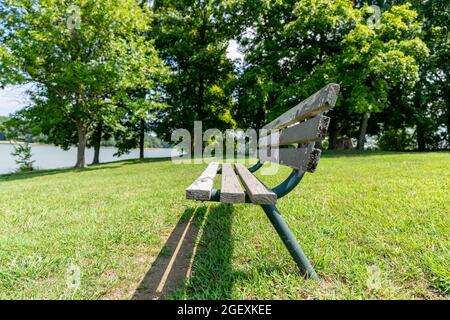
[0, 116, 8, 140]
[311, 3, 428, 116]
[145, 135, 164, 148]
[112, 86, 168, 156]
[377, 128, 416, 151]
[234, 0, 440, 151]
[352, 5, 424, 109]
[235, 0, 358, 126]
[335, 1, 448, 150]
[0, 0, 167, 165]
[152, 0, 237, 141]
[1, 114, 45, 142]
[1, 0, 448, 156]
[10, 143, 35, 172]
[393, 0, 450, 150]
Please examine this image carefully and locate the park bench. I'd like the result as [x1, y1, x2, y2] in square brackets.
[186, 83, 340, 281]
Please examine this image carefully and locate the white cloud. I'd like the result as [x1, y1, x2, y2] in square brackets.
[0, 84, 33, 116]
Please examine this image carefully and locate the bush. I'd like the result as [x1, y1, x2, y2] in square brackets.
[378, 128, 416, 151]
[11, 143, 35, 172]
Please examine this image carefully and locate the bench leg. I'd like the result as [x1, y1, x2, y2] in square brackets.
[261, 204, 320, 282]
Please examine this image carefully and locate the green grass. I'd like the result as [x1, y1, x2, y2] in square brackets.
[0, 152, 449, 299]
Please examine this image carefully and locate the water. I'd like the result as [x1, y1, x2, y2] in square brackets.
[0, 144, 175, 174]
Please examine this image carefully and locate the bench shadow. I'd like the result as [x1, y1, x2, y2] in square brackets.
[131, 203, 235, 300]
[170, 203, 235, 299]
[131, 206, 205, 300]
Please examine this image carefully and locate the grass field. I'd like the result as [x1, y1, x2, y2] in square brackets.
[0, 151, 448, 299]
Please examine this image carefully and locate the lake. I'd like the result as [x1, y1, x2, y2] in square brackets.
[0, 144, 176, 174]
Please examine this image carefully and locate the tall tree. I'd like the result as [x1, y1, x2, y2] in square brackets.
[331, 0, 448, 151]
[151, 0, 237, 143]
[322, 4, 428, 149]
[234, 0, 359, 136]
[113, 85, 167, 159]
[0, 0, 166, 167]
[236, 1, 428, 150]
[401, 0, 449, 150]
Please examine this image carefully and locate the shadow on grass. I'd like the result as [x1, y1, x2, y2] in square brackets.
[0, 157, 173, 182]
[132, 206, 205, 300]
[132, 203, 236, 300]
[173, 203, 235, 299]
[321, 150, 407, 158]
[111, 157, 173, 166]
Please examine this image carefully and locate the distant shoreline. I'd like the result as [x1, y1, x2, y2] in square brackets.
[0, 140, 38, 145]
[0, 141, 170, 149]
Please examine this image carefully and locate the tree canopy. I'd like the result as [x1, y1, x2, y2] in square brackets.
[151, 0, 237, 143]
[0, 0, 448, 165]
[0, 0, 166, 166]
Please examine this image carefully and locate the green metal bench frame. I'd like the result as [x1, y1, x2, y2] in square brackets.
[210, 162, 318, 279]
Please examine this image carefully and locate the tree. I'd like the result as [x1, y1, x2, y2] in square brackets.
[113, 86, 167, 159]
[326, 4, 428, 149]
[235, 1, 429, 151]
[353, 1, 449, 151]
[151, 0, 237, 145]
[0, 116, 8, 140]
[0, 0, 166, 167]
[235, 0, 358, 133]
[400, 0, 449, 150]
[11, 143, 35, 172]
[2, 111, 45, 143]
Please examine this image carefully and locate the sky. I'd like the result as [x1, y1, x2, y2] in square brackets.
[0, 84, 33, 116]
[0, 41, 244, 117]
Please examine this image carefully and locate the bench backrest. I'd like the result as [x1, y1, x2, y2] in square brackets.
[258, 83, 340, 173]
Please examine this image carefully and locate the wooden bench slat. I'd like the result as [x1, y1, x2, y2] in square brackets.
[263, 83, 339, 130]
[186, 162, 219, 201]
[220, 163, 246, 203]
[259, 115, 330, 148]
[259, 145, 322, 173]
[234, 163, 276, 204]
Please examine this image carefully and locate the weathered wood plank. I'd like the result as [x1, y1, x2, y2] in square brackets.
[259, 115, 330, 148]
[234, 163, 276, 204]
[263, 83, 340, 130]
[259, 144, 322, 173]
[186, 162, 219, 201]
[220, 163, 246, 203]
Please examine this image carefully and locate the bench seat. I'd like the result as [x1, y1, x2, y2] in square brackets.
[186, 162, 277, 205]
[185, 162, 219, 201]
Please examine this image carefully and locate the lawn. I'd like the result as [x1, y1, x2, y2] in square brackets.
[0, 151, 448, 299]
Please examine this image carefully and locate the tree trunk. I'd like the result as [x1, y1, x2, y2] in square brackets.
[139, 119, 145, 159]
[328, 120, 338, 150]
[357, 113, 370, 150]
[92, 122, 103, 165]
[75, 120, 87, 168]
[416, 122, 426, 151]
[447, 110, 450, 149]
